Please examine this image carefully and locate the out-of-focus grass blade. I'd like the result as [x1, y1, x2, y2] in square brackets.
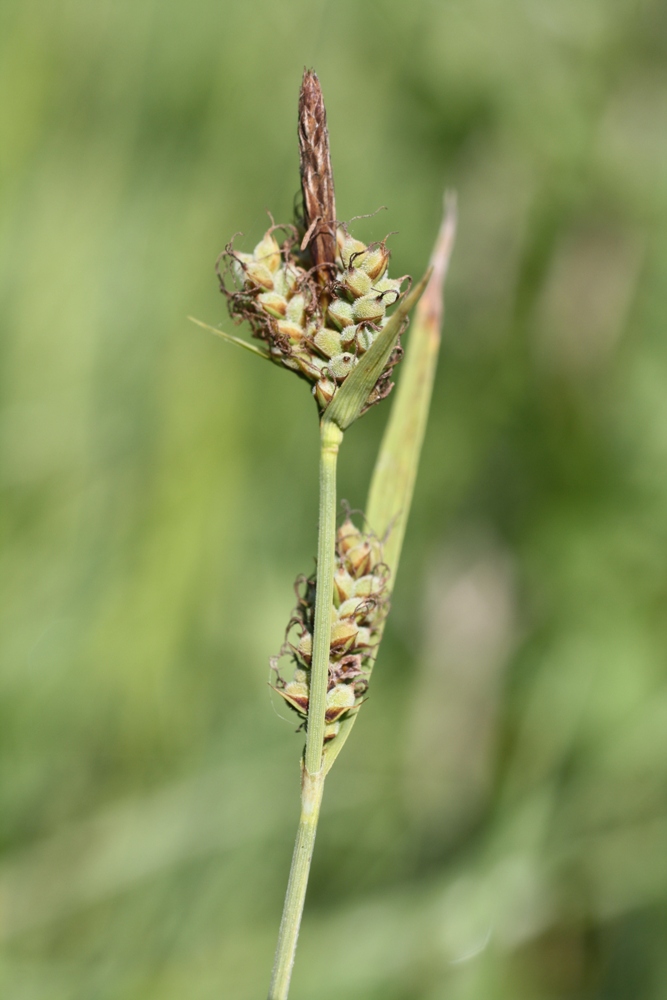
[324, 270, 432, 432]
[188, 316, 271, 359]
[323, 193, 457, 774]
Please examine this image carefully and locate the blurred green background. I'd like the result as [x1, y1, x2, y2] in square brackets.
[2, 0, 667, 997]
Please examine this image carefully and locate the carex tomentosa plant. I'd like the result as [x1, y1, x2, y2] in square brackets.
[193, 70, 456, 1000]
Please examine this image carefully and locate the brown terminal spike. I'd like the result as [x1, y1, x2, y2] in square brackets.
[298, 69, 336, 279]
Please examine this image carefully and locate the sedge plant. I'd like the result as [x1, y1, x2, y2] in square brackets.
[192, 70, 456, 1000]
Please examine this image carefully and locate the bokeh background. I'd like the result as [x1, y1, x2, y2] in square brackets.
[2, 0, 667, 997]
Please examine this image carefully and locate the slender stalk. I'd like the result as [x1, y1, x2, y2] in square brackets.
[304, 419, 343, 776]
[267, 768, 324, 1000]
[267, 417, 342, 1000]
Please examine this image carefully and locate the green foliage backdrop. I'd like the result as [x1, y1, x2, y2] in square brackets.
[1, 1, 667, 997]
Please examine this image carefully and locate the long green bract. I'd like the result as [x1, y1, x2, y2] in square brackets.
[323, 196, 457, 775]
[188, 315, 271, 359]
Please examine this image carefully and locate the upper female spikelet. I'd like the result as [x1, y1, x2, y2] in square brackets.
[220, 224, 409, 418]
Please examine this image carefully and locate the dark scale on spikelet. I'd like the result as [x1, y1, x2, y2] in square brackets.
[217, 225, 411, 416]
[270, 517, 390, 742]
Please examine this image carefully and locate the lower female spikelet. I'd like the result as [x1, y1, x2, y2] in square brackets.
[270, 516, 390, 743]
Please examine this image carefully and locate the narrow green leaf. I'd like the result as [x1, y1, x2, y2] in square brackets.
[366, 194, 457, 578]
[323, 269, 432, 431]
[188, 316, 271, 360]
[323, 193, 457, 774]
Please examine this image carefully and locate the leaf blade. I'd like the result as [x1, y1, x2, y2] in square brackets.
[323, 193, 457, 774]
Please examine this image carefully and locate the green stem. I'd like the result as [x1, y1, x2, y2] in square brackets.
[267, 417, 342, 1000]
[305, 418, 343, 776]
[267, 768, 324, 1000]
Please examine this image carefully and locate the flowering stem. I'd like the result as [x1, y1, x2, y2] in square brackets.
[305, 418, 343, 775]
[267, 417, 342, 1000]
[267, 767, 324, 1000]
